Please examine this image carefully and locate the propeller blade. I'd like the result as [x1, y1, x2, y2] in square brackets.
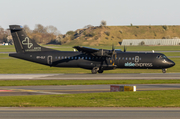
[124, 46, 127, 52]
[112, 44, 115, 51]
[111, 44, 116, 66]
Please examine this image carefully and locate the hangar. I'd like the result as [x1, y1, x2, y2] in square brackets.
[121, 39, 180, 46]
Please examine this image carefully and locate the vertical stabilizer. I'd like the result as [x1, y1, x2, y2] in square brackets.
[9, 25, 56, 53]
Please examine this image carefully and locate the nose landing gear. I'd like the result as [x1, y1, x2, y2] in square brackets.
[162, 68, 167, 73]
[91, 67, 99, 74]
[91, 67, 104, 74]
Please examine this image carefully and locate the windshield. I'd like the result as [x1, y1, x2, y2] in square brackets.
[156, 55, 167, 59]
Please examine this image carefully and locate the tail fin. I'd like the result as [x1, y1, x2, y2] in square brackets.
[9, 25, 56, 53]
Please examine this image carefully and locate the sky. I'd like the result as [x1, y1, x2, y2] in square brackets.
[1, 0, 180, 34]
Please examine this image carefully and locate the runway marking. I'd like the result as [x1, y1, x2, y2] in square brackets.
[0, 90, 13, 92]
[0, 88, 68, 95]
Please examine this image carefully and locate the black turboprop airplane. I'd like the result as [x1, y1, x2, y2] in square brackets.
[9, 25, 175, 74]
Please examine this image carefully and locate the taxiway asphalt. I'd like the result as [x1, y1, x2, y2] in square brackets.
[0, 84, 180, 96]
[0, 107, 180, 119]
[0, 73, 180, 96]
[1, 73, 180, 80]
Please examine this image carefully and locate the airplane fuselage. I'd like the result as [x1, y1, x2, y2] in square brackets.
[9, 51, 175, 71]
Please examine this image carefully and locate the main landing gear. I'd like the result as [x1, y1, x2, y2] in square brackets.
[162, 68, 167, 73]
[91, 67, 104, 74]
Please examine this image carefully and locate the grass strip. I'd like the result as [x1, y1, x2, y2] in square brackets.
[0, 90, 180, 107]
[0, 79, 180, 86]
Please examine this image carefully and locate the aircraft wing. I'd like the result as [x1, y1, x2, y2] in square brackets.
[73, 46, 112, 57]
[73, 46, 99, 54]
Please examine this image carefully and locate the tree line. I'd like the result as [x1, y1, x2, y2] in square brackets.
[0, 20, 107, 45]
[0, 24, 61, 45]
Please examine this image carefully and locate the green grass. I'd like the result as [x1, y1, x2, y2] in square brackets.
[163, 52, 180, 56]
[0, 45, 15, 52]
[0, 90, 180, 107]
[0, 79, 180, 86]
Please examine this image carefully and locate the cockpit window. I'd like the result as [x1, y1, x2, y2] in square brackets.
[156, 55, 167, 59]
[163, 55, 167, 59]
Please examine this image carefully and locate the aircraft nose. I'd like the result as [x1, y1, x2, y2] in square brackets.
[170, 61, 175, 67]
[168, 60, 175, 67]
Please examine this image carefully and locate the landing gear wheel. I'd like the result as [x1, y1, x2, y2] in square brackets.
[98, 70, 104, 73]
[162, 68, 167, 73]
[91, 67, 99, 74]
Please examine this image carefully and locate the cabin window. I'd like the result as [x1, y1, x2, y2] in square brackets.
[129, 57, 131, 60]
[55, 56, 57, 59]
[126, 57, 128, 60]
[58, 56, 61, 59]
[71, 57, 73, 59]
[64, 56, 67, 59]
[85, 57, 87, 59]
[78, 57, 81, 59]
[89, 57, 91, 60]
[116, 57, 118, 60]
[139, 58, 141, 60]
[122, 57, 124, 60]
[75, 57, 77, 59]
[82, 57, 84, 59]
[62, 56, 64, 59]
[119, 57, 121, 60]
[135, 56, 139, 62]
[132, 57, 134, 60]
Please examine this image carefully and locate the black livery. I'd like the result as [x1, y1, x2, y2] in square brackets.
[9, 25, 175, 74]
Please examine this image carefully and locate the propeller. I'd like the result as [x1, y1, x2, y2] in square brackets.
[111, 44, 116, 66]
[124, 46, 127, 52]
[112, 44, 115, 51]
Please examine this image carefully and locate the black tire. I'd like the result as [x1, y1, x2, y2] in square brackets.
[98, 70, 103, 73]
[162, 68, 166, 73]
[91, 68, 98, 74]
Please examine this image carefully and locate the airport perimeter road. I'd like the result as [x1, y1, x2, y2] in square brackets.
[1, 73, 180, 80]
[0, 107, 180, 119]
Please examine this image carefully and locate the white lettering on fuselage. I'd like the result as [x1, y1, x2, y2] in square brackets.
[36, 56, 45, 59]
[124, 62, 153, 67]
[124, 55, 153, 67]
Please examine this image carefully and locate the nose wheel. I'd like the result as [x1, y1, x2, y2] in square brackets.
[91, 67, 104, 74]
[162, 68, 167, 73]
[91, 67, 99, 74]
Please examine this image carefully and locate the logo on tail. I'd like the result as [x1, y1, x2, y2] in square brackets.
[22, 37, 33, 48]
